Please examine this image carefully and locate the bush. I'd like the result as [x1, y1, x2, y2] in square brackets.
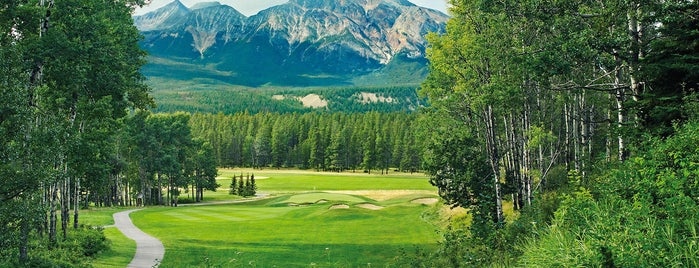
[0, 225, 109, 268]
[518, 122, 699, 267]
[68, 226, 109, 257]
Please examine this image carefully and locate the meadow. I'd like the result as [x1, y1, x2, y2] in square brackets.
[85, 169, 444, 267]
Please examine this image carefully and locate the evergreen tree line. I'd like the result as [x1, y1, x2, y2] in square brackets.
[189, 112, 423, 173]
[410, 0, 699, 266]
[154, 85, 424, 115]
[229, 173, 257, 197]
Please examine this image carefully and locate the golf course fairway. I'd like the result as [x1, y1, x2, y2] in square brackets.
[91, 169, 444, 267]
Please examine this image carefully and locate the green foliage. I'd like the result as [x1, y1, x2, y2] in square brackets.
[237, 175, 245, 196]
[232, 174, 257, 197]
[519, 122, 699, 267]
[417, 0, 699, 266]
[65, 226, 109, 257]
[151, 85, 425, 114]
[122, 111, 219, 205]
[229, 176, 238, 195]
[422, 110, 495, 228]
[639, 0, 699, 137]
[1, 0, 151, 265]
[189, 112, 424, 171]
[0, 226, 108, 268]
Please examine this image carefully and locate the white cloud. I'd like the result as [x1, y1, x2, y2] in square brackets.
[134, 0, 448, 16]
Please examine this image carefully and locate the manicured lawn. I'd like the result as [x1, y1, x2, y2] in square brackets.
[195, 168, 433, 202]
[131, 195, 439, 267]
[91, 169, 440, 267]
[79, 207, 130, 226]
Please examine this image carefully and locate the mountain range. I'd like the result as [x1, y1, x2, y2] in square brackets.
[134, 0, 448, 87]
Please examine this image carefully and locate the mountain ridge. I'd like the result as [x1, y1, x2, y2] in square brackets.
[135, 0, 448, 87]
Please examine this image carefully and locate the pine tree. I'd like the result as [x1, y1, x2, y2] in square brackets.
[237, 174, 245, 196]
[249, 174, 257, 196]
[243, 176, 251, 197]
[229, 175, 237, 195]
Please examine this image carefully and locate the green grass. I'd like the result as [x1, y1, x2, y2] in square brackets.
[131, 198, 439, 267]
[278, 192, 370, 205]
[89, 227, 136, 267]
[218, 168, 432, 190]
[79, 207, 131, 226]
[187, 168, 432, 202]
[78, 207, 137, 267]
[90, 169, 440, 267]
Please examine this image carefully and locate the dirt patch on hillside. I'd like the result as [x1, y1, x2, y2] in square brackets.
[329, 204, 349, 210]
[325, 190, 435, 201]
[357, 92, 395, 104]
[411, 198, 439, 205]
[356, 203, 384, 210]
[298, 94, 328, 108]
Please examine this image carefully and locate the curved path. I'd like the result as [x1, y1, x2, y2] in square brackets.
[113, 209, 164, 268]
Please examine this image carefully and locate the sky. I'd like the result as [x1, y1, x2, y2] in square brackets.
[134, 0, 449, 16]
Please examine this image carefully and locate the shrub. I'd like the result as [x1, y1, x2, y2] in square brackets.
[518, 122, 699, 267]
[68, 226, 109, 257]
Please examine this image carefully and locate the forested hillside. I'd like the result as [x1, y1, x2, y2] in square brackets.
[411, 0, 699, 266]
[190, 112, 423, 173]
[152, 85, 425, 114]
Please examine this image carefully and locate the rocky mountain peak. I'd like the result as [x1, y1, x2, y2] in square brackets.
[134, 0, 448, 86]
[133, 0, 189, 31]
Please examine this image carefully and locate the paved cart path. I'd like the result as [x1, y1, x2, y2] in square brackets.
[113, 209, 164, 268]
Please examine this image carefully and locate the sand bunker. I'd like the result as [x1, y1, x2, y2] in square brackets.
[329, 204, 350, 209]
[324, 190, 436, 201]
[356, 203, 384, 210]
[411, 198, 439, 205]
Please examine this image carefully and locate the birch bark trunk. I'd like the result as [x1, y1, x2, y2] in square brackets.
[484, 105, 503, 223]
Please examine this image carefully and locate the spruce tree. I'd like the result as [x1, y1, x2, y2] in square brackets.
[243, 177, 251, 197]
[249, 174, 257, 196]
[229, 175, 237, 195]
[237, 175, 245, 196]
